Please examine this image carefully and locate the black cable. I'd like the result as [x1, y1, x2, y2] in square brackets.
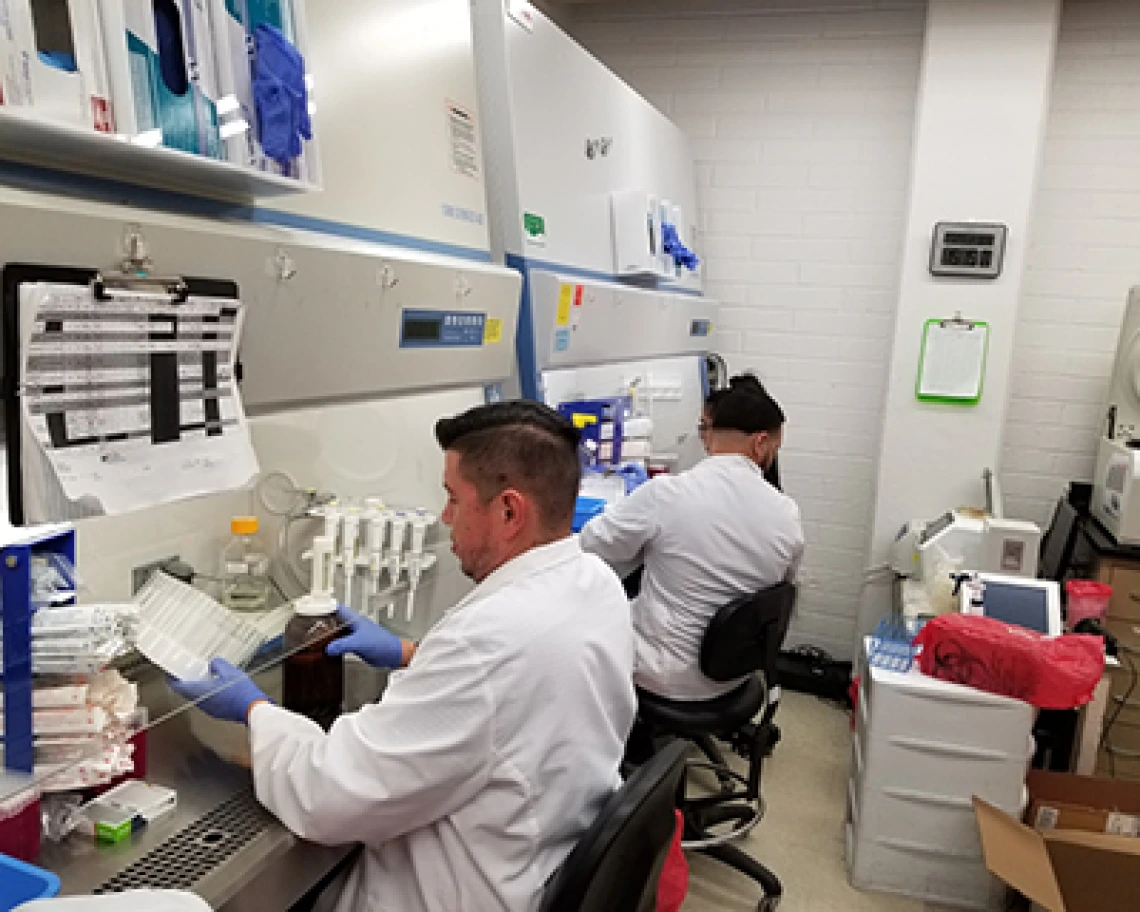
[1100, 648, 1138, 777]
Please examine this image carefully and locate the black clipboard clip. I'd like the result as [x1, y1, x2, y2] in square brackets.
[91, 224, 189, 304]
[939, 311, 977, 330]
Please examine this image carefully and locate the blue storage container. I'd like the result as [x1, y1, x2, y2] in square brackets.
[0, 853, 61, 910]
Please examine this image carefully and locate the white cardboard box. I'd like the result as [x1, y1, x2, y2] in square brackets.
[99, 0, 222, 157]
[0, 0, 113, 131]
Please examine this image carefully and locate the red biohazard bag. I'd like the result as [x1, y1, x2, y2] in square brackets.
[912, 613, 1104, 710]
[655, 810, 688, 912]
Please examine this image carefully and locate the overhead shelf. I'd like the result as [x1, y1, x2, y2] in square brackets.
[0, 110, 319, 202]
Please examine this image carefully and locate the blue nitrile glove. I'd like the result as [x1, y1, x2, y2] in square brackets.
[253, 24, 312, 166]
[615, 462, 650, 494]
[325, 606, 404, 670]
[168, 658, 269, 725]
[661, 223, 700, 271]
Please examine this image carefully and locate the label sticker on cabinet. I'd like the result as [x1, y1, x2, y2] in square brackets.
[573, 285, 584, 307]
[523, 212, 546, 246]
[553, 328, 571, 353]
[556, 285, 574, 326]
[446, 100, 480, 181]
[484, 318, 503, 344]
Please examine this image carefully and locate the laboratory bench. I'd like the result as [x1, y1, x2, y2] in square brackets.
[1068, 518, 1140, 780]
[35, 662, 375, 909]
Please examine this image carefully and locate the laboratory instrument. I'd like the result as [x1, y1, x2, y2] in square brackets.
[363, 499, 388, 612]
[472, 2, 717, 473]
[928, 221, 1007, 279]
[282, 602, 344, 732]
[221, 517, 272, 612]
[404, 509, 437, 622]
[891, 508, 1041, 581]
[1094, 287, 1140, 544]
[530, 274, 718, 472]
[956, 572, 1062, 636]
[282, 536, 345, 730]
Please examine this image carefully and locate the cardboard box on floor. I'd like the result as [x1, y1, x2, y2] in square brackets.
[1026, 769, 1140, 836]
[973, 771, 1140, 912]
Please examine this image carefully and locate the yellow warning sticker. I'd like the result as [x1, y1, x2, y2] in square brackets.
[556, 284, 573, 326]
[484, 317, 503, 344]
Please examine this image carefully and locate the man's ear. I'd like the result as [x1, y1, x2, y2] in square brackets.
[500, 489, 528, 536]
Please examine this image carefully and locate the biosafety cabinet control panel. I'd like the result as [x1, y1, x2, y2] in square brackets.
[400, 309, 487, 348]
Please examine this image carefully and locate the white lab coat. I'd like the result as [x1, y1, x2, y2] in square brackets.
[581, 454, 805, 701]
[248, 536, 636, 912]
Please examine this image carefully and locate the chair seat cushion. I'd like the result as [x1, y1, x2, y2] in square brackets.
[637, 676, 765, 736]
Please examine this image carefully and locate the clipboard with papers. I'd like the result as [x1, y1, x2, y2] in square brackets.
[1, 261, 259, 525]
[916, 314, 990, 406]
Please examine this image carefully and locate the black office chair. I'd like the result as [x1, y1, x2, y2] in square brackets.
[635, 582, 796, 912]
[538, 739, 689, 912]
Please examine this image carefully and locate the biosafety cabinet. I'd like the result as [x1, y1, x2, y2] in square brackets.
[472, 0, 717, 470]
[269, 0, 491, 256]
[472, 0, 702, 287]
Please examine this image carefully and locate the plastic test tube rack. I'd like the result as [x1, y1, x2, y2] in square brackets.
[2, 528, 77, 776]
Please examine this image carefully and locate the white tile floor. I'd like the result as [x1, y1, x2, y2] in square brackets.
[681, 691, 951, 912]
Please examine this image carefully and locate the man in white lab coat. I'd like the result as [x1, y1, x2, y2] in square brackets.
[581, 381, 804, 702]
[171, 401, 637, 912]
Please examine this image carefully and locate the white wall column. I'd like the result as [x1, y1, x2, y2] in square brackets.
[859, 0, 1061, 642]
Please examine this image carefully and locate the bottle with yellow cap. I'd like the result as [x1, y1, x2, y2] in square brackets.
[221, 516, 271, 612]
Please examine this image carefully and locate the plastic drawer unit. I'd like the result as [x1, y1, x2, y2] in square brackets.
[846, 642, 1034, 910]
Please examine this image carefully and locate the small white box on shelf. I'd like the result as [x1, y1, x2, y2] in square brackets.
[99, 0, 222, 158]
[612, 189, 663, 278]
[209, 0, 314, 182]
[0, 0, 114, 131]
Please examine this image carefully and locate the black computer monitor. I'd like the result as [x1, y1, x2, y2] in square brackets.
[1039, 499, 1080, 582]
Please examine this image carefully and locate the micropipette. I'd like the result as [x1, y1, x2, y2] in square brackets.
[341, 508, 361, 611]
[405, 508, 434, 621]
[363, 499, 388, 615]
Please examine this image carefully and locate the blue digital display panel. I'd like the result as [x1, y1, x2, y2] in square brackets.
[400, 309, 486, 348]
[690, 319, 711, 338]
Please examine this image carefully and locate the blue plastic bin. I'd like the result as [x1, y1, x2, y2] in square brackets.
[0, 853, 61, 910]
[572, 496, 607, 533]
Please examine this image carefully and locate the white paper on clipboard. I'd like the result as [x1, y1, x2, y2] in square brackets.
[17, 282, 259, 518]
[918, 320, 989, 401]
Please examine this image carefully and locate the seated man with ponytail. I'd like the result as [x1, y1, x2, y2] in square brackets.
[581, 377, 804, 701]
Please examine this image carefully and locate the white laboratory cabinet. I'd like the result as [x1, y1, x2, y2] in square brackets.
[846, 648, 1034, 910]
[473, 0, 700, 286]
[270, 0, 491, 254]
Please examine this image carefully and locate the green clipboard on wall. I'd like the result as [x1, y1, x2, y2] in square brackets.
[916, 314, 990, 405]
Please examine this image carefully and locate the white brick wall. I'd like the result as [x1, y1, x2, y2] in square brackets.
[565, 0, 925, 658]
[1003, 0, 1140, 526]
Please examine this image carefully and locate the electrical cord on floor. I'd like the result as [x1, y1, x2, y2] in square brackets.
[1099, 647, 1138, 777]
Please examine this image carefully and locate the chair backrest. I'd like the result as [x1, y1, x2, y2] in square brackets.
[538, 740, 689, 912]
[700, 582, 797, 683]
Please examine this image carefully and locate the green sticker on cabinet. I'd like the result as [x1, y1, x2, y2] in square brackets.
[523, 212, 546, 246]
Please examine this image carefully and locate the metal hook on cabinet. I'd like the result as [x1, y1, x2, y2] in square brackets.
[273, 247, 297, 283]
[378, 264, 399, 290]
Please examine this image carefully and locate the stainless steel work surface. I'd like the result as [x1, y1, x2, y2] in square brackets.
[37, 668, 356, 909]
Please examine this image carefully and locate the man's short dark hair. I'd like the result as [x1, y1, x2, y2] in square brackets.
[435, 401, 582, 529]
[709, 374, 785, 435]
